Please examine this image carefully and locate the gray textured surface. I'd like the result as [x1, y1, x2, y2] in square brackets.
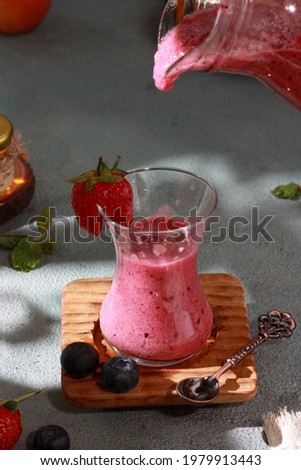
[0, 0, 300, 450]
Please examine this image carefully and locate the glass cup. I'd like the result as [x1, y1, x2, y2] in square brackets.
[99, 167, 218, 367]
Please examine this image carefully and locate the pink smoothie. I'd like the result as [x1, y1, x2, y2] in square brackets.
[154, 3, 301, 109]
[154, 6, 218, 91]
[100, 218, 213, 362]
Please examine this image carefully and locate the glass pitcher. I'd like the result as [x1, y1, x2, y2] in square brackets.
[154, 0, 301, 109]
[99, 167, 217, 367]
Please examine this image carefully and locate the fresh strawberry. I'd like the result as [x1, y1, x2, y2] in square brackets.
[0, 390, 41, 450]
[0, 404, 21, 450]
[69, 156, 133, 236]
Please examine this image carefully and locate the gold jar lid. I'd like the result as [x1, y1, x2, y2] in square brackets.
[0, 115, 14, 151]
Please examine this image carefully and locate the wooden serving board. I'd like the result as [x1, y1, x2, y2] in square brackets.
[61, 273, 258, 408]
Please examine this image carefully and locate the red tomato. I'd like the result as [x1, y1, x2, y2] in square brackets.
[0, 0, 51, 35]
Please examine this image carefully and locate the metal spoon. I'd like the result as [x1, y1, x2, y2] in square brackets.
[177, 310, 296, 404]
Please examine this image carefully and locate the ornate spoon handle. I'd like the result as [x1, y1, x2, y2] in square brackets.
[213, 310, 296, 381]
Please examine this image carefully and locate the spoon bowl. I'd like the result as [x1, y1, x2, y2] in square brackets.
[177, 376, 219, 404]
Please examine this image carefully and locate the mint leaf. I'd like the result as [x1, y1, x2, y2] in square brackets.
[36, 207, 53, 241]
[12, 238, 44, 272]
[0, 208, 57, 271]
[271, 182, 301, 200]
[0, 234, 25, 249]
[42, 241, 57, 254]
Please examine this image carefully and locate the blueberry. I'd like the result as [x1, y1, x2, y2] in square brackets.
[60, 342, 99, 378]
[33, 425, 70, 450]
[100, 356, 140, 393]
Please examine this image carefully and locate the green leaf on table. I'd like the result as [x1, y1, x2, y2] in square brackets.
[12, 238, 44, 272]
[36, 207, 53, 240]
[0, 234, 25, 249]
[42, 241, 57, 254]
[271, 182, 300, 200]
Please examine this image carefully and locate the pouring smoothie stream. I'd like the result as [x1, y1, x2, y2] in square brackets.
[154, 0, 301, 109]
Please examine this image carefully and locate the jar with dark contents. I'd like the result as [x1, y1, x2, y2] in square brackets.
[0, 115, 15, 194]
[0, 115, 35, 224]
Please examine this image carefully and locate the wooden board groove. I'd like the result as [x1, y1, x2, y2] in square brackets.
[61, 273, 258, 408]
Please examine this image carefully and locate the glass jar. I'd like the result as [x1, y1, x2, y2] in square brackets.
[0, 115, 15, 194]
[0, 115, 35, 224]
[99, 167, 217, 367]
[154, 0, 301, 109]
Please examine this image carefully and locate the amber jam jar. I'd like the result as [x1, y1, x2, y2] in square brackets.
[0, 115, 35, 224]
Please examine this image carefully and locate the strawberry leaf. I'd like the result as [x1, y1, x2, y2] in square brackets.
[12, 238, 44, 272]
[84, 177, 97, 192]
[67, 171, 95, 184]
[2, 400, 18, 411]
[101, 160, 112, 177]
[110, 155, 127, 176]
[0, 390, 44, 409]
[111, 156, 122, 172]
[94, 174, 123, 183]
[69, 156, 126, 192]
